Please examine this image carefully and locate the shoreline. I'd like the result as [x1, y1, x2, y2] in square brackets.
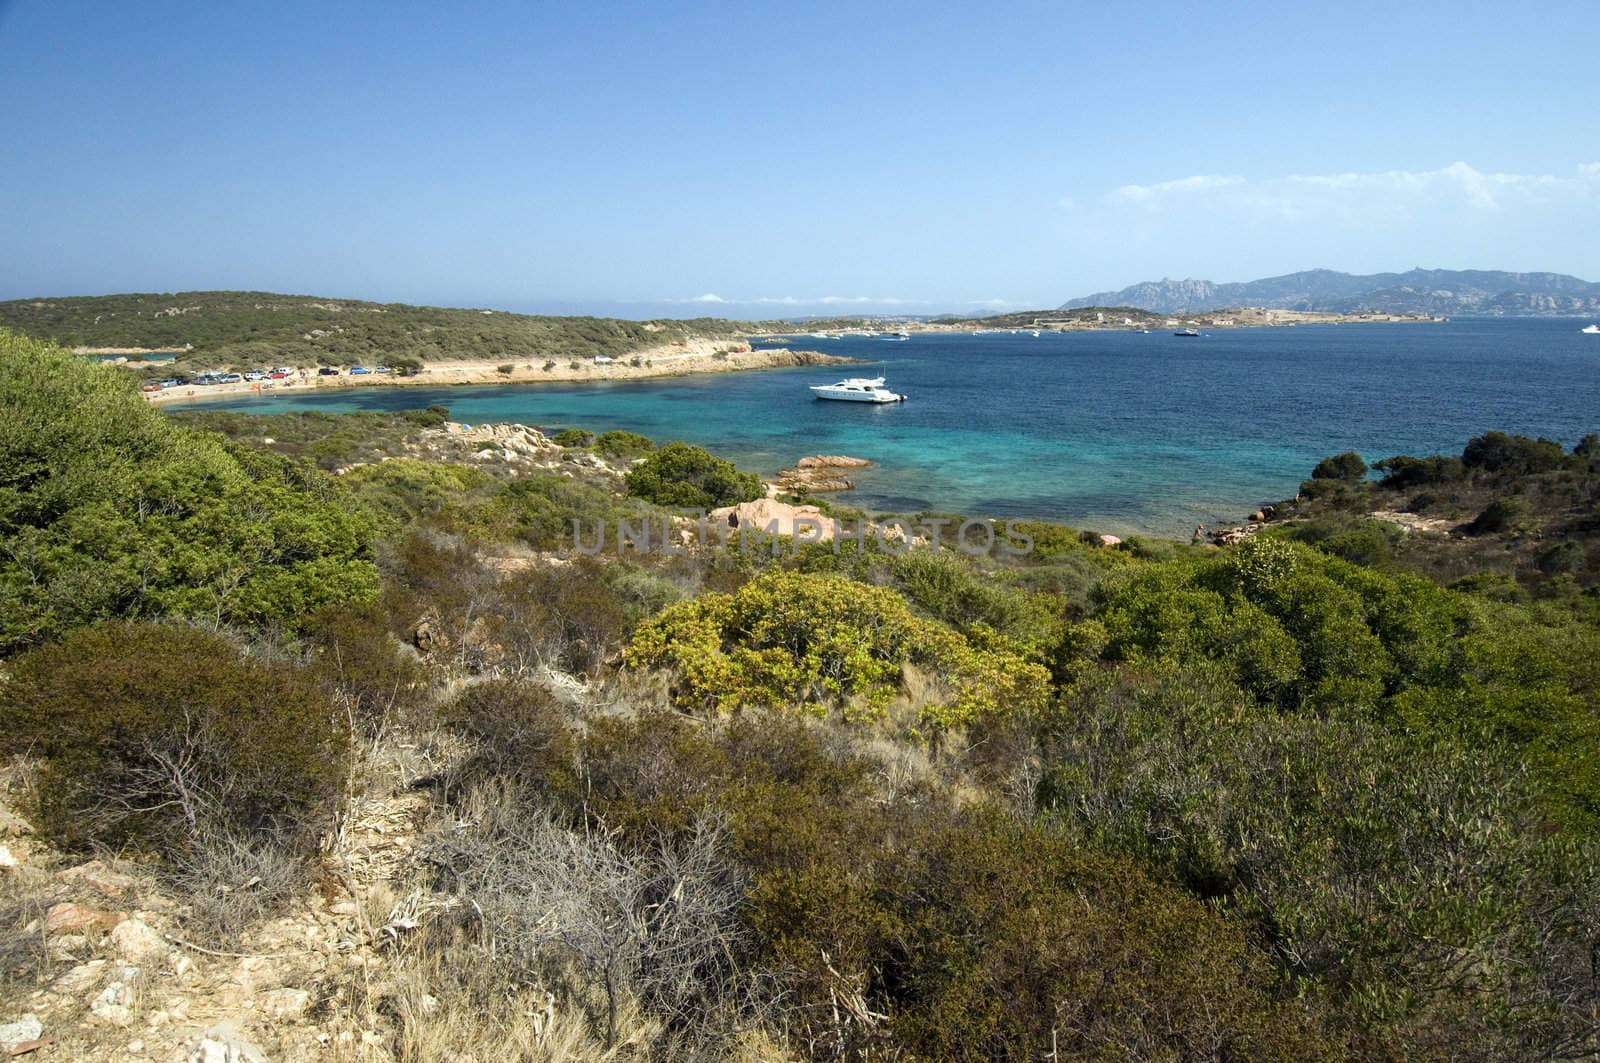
[143, 341, 854, 405]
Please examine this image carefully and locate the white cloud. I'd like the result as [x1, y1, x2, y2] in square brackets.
[687, 292, 726, 303]
[1104, 162, 1600, 215]
[666, 294, 928, 307]
[1113, 174, 1245, 203]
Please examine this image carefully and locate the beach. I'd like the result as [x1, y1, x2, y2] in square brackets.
[141, 339, 852, 404]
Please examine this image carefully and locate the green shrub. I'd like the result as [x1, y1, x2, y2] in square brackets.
[496, 363, 514, 374]
[0, 330, 378, 651]
[553, 428, 595, 448]
[624, 442, 764, 510]
[593, 430, 655, 460]
[439, 679, 576, 790]
[0, 622, 345, 854]
[1469, 495, 1531, 534]
[1311, 450, 1368, 481]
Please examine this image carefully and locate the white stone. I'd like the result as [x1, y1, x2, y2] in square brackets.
[0, 845, 17, 870]
[0, 1014, 43, 1047]
[110, 918, 169, 965]
[261, 986, 311, 1020]
[192, 1021, 266, 1063]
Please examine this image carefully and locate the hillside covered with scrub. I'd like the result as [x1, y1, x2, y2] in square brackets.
[0, 291, 768, 370]
[3, 325, 1600, 1060]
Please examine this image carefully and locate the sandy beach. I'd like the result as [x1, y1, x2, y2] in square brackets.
[142, 339, 852, 404]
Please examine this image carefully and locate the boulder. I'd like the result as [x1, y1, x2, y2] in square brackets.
[1097, 534, 1123, 546]
[45, 902, 123, 933]
[57, 859, 138, 899]
[0, 1015, 43, 1050]
[796, 454, 872, 469]
[709, 499, 838, 542]
[110, 918, 169, 965]
[261, 987, 312, 1020]
[0, 845, 17, 871]
[192, 1022, 267, 1063]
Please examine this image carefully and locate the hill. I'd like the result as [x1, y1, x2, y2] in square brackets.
[1061, 268, 1600, 316]
[0, 290, 768, 368]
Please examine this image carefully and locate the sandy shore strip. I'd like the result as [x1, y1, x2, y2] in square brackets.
[142, 340, 854, 404]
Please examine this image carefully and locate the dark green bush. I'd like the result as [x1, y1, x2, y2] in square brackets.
[594, 430, 655, 459]
[1462, 431, 1566, 476]
[1311, 450, 1368, 481]
[439, 679, 576, 791]
[0, 622, 345, 854]
[1469, 495, 1531, 534]
[553, 428, 595, 448]
[624, 442, 764, 510]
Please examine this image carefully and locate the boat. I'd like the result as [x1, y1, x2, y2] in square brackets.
[810, 376, 906, 403]
[1031, 330, 1041, 337]
[1174, 328, 1201, 337]
[1582, 324, 1600, 334]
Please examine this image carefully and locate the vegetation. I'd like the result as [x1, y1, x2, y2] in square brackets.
[3, 335, 1598, 1059]
[0, 290, 767, 371]
[0, 330, 378, 652]
[624, 441, 765, 509]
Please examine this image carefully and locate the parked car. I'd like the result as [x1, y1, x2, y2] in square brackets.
[156, 378, 181, 388]
[268, 370, 290, 380]
[243, 370, 265, 381]
[349, 366, 372, 375]
[219, 373, 243, 384]
[318, 366, 340, 376]
[374, 365, 391, 373]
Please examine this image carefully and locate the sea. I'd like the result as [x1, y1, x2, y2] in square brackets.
[177, 318, 1600, 537]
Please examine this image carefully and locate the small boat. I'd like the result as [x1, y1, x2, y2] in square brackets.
[1583, 324, 1600, 334]
[1174, 328, 1201, 337]
[810, 376, 906, 403]
[1031, 330, 1041, 337]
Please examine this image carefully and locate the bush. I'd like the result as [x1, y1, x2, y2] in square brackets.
[496, 363, 514, 374]
[1311, 450, 1368, 481]
[1461, 431, 1567, 476]
[553, 428, 595, 448]
[0, 622, 346, 854]
[625, 570, 1050, 726]
[0, 330, 379, 651]
[594, 430, 655, 460]
[1469, 495, 1532, 534]
[624, 442, 764, 510]
[439, 679, 576, 790]
[1374, 454, 1465, 489]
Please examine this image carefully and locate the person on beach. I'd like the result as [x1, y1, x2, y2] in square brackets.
[1193, 523, 1205, 542]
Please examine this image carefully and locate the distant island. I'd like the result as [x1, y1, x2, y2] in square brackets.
[1060, 267, 1600, 316]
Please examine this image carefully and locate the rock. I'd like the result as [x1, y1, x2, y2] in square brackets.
[1249, 510, 1266, 522]
[58, 859, 138, 899]
[0, 845, 17, 870]
[45, 902, 123, 933]
[89, 976, 136, 1026]
[796, 454, 872, 469]
[192, 1021, 267, 1063]
[53, 960, 108, 994]
[0, 1014, 43, 1049]
[261, 987, 311, 1020]
[110, 918, 168, 964]
[1097, 534, 1123, 546]
[709, 499, 839, 542]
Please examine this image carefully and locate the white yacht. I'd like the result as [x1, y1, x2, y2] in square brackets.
[810, 376, 906, 403]
[1582, 324, 1600, 334]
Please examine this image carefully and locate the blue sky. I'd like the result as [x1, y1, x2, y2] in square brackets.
[2, 0, 1596, 317]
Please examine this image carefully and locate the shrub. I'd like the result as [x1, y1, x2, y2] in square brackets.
[439, 679, 576, 790]
[1461, 431, 1566, 476]
[1469, 495, 1532, 534]
[1374, 454, 1465, 489]
[594, 430, 655, 460]
[496, 363, 514, 374]
[552, 428, 595, 448]
[0, 622, 346, 854]
[624, 442, 764, 510]
[0, 330, 379, 651]
[625, 570, 1049, 726]
[1311, 450, 1368, 481]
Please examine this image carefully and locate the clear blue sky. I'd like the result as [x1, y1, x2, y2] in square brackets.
[2, 0, 1595, 317]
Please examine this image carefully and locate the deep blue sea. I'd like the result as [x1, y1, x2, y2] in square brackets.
[178, 318, 1600, 536]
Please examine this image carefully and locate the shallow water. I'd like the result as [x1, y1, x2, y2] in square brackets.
[179, 318, 1600, 536]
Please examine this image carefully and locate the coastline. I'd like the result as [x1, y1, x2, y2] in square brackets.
[143, 340, 854, 405]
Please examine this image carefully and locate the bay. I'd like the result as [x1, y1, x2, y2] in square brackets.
[178, 318, 1600, 536]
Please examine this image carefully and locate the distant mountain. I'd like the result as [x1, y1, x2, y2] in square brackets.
[1060, 269, 1600, 316]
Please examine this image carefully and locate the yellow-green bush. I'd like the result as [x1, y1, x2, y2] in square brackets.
[625, 570, 1048, 726]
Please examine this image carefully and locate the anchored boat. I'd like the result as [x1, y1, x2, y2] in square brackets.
[809, 376, 906, 403]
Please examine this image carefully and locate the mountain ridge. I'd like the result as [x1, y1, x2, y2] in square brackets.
[1060, 268, 1600, 316]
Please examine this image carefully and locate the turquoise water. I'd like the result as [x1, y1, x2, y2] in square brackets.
[177, 319, 1600, 536]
